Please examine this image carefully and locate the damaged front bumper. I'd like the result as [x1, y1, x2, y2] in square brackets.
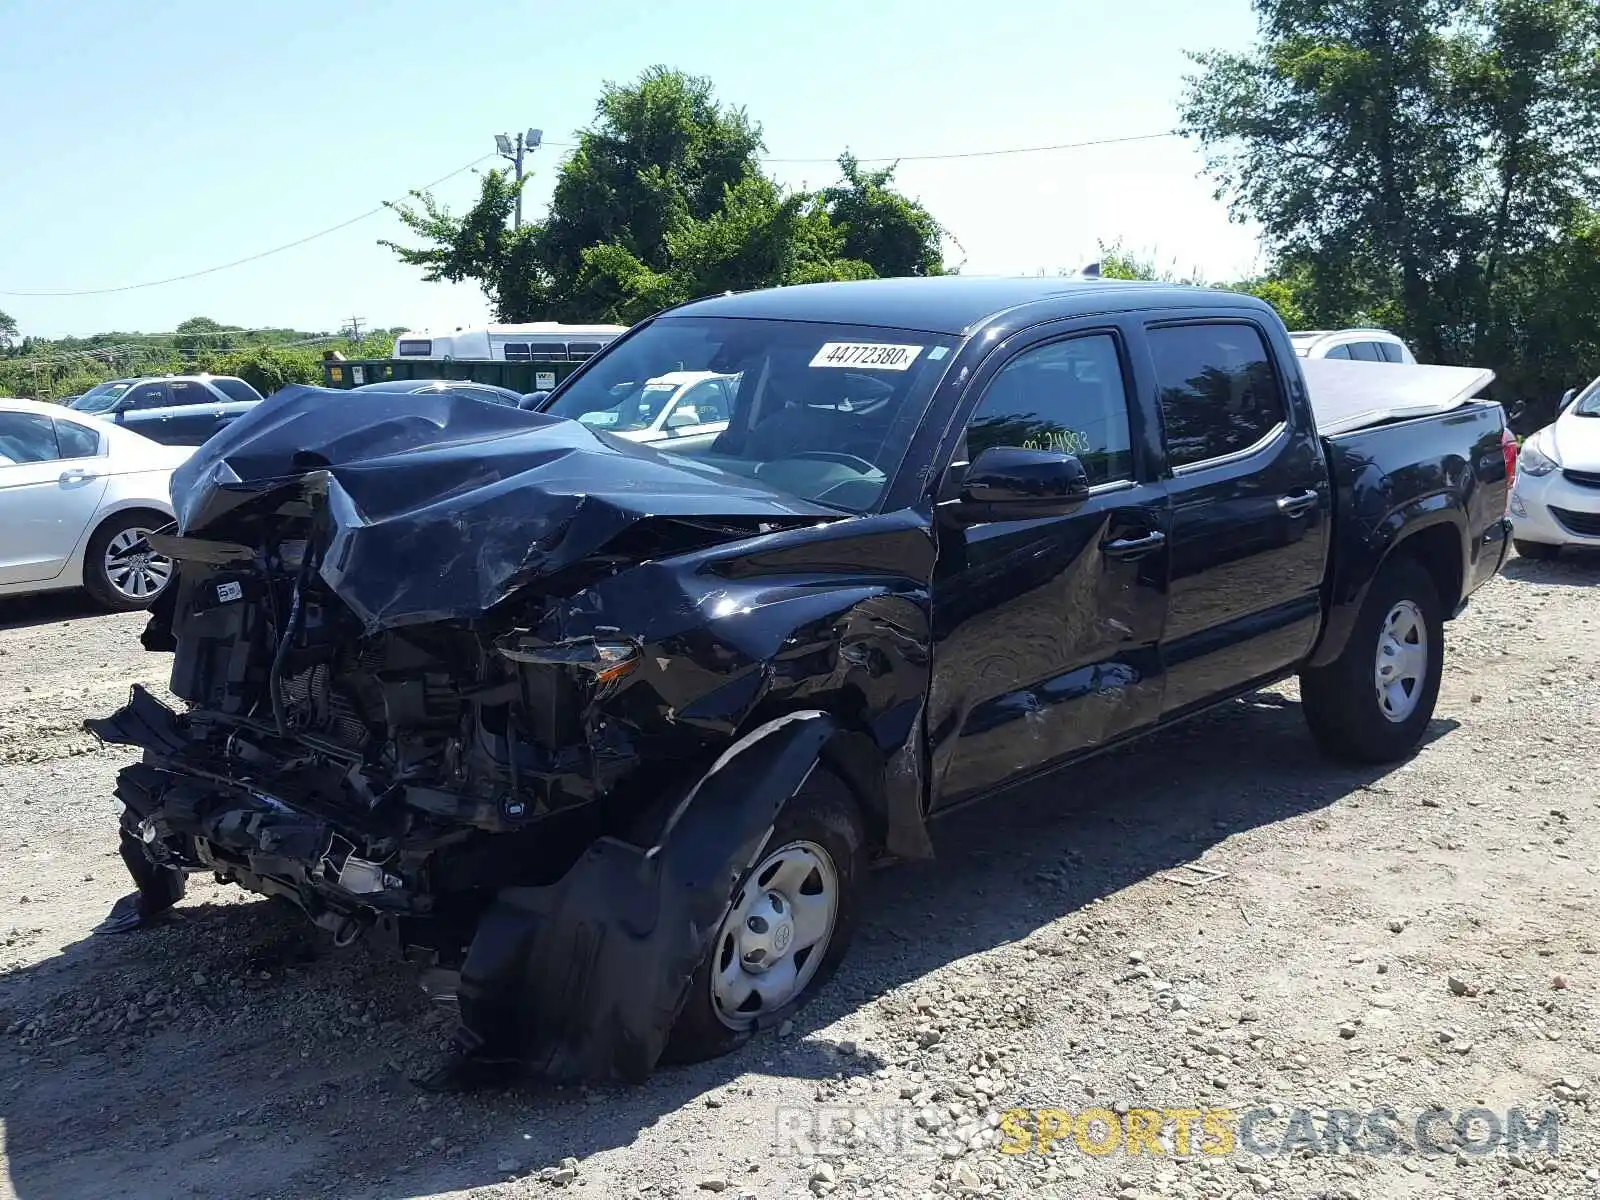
[90, 687, 838, 1084]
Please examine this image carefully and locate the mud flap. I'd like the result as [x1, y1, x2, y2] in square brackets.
[443, 711, 838, 1086]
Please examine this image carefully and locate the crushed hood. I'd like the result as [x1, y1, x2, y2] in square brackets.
[169, 384, 838, 631]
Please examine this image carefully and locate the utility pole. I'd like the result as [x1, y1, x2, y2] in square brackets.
[345, 315, 365, 343]
[495, 127, 543, 230]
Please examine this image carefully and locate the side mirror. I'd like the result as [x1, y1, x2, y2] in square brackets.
[1559, 388, 1578, 413]
[956, 446, 1091, 520]
[518, 390, 550, 411]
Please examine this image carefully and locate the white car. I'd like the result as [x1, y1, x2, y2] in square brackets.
[574, 371, 737, 443]
[1509, 376, 1600, 558]
[1289, 329, 1418, 364]
[0, 397, 191, 609]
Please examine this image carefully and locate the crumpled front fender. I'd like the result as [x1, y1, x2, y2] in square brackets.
[452, 710, 838, 1083]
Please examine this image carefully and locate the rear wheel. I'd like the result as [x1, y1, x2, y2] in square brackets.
[1300, 556, 1443, 763]
[663, 767, 865, 1064]
[1514, 539, 1561, 561]
[83, 512, 174, 611]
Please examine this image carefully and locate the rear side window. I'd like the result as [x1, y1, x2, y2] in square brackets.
[1149, 322, 1286, 468]
[1377, 342, 1404, 363]
[211, 378, 262, 403]
[55, 419, 102, 458]
[966, 333, 1134, 486]
[1348, 341, 1384, 362]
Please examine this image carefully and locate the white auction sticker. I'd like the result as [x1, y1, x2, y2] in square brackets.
[809, 342, 924, 371]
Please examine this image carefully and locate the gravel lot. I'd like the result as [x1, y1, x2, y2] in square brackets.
[0, 554, 1596, 1200]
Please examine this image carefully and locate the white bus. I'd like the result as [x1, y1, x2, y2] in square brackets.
[392, 322, 628, 363]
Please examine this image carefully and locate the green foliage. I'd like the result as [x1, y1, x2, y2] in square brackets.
[1183, 0, 1600, 427]
[0, 320, 397, 403]
[0, 310, 17, 352]
[382, 67, 947, 324]
[1094, 240, 1204, 284]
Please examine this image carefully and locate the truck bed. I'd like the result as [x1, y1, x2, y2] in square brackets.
[1302, 358, 1495, 436]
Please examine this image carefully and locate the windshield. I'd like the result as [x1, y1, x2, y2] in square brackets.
[69, 381, 134, 413]
[543, 316, 958, 512]
[1574, 376, 1600, 417]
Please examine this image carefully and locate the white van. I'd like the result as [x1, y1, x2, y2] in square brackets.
[393, 322, 627, 363]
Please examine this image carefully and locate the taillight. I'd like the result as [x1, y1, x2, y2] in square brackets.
[1501, 427, 1519, 514]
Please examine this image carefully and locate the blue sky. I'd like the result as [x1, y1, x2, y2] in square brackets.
[0, 0, 1263, 338]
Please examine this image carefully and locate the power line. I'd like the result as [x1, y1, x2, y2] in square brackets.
[0, 154, 495, 299]
[1, 129, 1179, 299]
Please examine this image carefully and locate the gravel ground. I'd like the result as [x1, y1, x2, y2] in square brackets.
[0, 554, 1596, 1200]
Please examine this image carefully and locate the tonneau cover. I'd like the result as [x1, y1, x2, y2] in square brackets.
[1301, 358, 1496, 437]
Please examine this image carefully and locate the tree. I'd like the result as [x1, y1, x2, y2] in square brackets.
[0, 310, 17, 353]
[383, 68, 947, 324]
[817, 154, 944, 279]
[384, 167, 547, 323]
[173, 316, 242, 357]
[1182, 0, 1600, 417]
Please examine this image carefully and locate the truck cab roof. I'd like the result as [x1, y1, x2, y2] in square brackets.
[670, 276, 1271, 336]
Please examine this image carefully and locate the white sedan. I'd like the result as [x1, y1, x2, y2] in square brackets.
[1509, 375, 1600, 558]
[574, 370, 736, 442]
[0, 397, 191, 609]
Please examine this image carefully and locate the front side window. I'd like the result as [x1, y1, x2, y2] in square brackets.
[1574, 376, 1600, 417]
[0, 413, 61, 464]
[126, 382, 173, 410]
[1148, 322, 1286, 468]
[454, 385, 517, 407]
[965, 334, 1134, 486]
[1377, 342, 1404, 364]
[55, 418, 102, 459]
[1348, 341, 1384, 362]
[544, 317, 958, 512]
[1322, 343, 1352, 359]
[678, 377, 734, 423]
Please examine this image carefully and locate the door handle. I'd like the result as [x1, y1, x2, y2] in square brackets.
[1277, 489, 1320, 517]
[1102, 530, 1167, 560]
[59, 468, 98, 484]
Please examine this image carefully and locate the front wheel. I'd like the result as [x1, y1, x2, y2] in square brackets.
[83, 512, 175, 611]
[1300, 557, 1444, 764]
[662, 767, 866, 1065]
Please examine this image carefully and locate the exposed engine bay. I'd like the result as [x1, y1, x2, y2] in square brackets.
[89, 385, 933, 1084]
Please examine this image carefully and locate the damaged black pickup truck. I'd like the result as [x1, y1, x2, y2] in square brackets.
[91, 277, 1514, 1086]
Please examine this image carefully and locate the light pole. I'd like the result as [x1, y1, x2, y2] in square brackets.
[495, 128, 543, 230]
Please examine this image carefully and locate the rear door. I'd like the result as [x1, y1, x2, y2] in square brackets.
[1144, 319, 1331, 716]
[928, 325, 1170, 807]
[0, 411, 110, 584]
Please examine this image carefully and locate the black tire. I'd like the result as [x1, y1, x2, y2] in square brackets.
[662, 766, 866, 1065]
[83, 511, 175, 611]
[1514, 539, 1561, 561]
[1300, 556, 1444, 764]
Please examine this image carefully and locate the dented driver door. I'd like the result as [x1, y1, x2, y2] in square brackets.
[925, 325, 1170, 809]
